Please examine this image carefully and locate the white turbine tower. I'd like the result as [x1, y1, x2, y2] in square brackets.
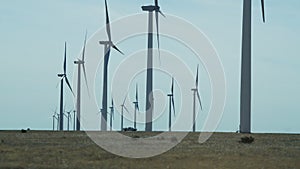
[191, 65, 203, 132]
[99, 0, 124, 131]
[120, 96, 129, 131]
[133, 84, 139, 129]
[74, 31, 89, 131]
[167, 77, 175, 132]
[109, 98, 114, 131]
[57, 114, 60, 131]
[142, 0, 165, 132]
[240, 0, 266, 133]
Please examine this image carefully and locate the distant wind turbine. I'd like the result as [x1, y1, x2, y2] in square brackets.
[167, 77, 175, 132]
[57, 114, 60, 130]
[74, 31, 89, 131]
[65, 109, 72, 131]
[52, 108, 58, 131]
[109, 98, 114, 131]
[120, 95, 129, 131]
[191, 65, 203, 132]
[57, 42, 74, 131]
[240, 0, 265, 133]
[99, 0, 124, 131]
[73, 110, 76, 131]
[142, 0, 165, 132]
[133, 84, 139, 129]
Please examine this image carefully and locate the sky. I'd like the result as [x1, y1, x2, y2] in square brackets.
[0, 0, 299, 133]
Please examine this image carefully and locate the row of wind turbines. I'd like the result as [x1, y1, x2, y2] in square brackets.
[52, 0, 266, 134]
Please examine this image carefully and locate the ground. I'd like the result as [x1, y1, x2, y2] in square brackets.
[0, 131, 299, 169]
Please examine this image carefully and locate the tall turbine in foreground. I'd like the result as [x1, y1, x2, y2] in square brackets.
[133, 84, 139, 129]
[142, 0, 165, 132]
[240, 0, 265, 133]
[109, 98, 114, 131]
[120, 96, 129, 131]
[99, 0, 124, 131]
[57, 42, 74, 131]
[74, 31, 89, 131]
[167, 78, 175, 132]
[191, 65, 203, 132]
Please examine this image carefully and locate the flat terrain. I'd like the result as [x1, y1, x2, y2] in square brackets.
[0, 131, 299, 169]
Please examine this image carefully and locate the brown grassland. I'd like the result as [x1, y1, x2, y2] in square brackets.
[0, 131, 299, 169]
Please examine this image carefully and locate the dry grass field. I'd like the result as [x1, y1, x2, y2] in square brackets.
[0, 131, 299, 169]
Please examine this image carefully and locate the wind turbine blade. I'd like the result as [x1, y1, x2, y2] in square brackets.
[112, 45, 124, 55]
[155, 0, 158, 7]
[105, 0, 112, 41]
[171, 77, 174, 94]
[82, 30, 88, 61]
[64, 104, 66, 113]
[56, 80, 60, 88]
[261, 0, 265, 23]
[172, 97, 175, 116]
[159, 10, 166, 17]
[155, 11, 162, 66]
[65, 77, 74, 96]
[197, 91, 203, 110]
[124, 106, 130, 114]
[63, 42, 67, 74]
[196, 64, 199, 88]
[137, 104, 139, 111]
[122, 95, 127, 105]
[82, 64, 90, 97]
[136, 84, 138, 102]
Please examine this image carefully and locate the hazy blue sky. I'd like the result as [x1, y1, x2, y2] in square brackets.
[0, 0, 299, 133]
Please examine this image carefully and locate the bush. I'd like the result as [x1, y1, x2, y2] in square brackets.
[240, 136, 254, 144]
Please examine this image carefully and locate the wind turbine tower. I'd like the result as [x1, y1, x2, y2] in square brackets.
[120, 96, 129, 131]
[99, 0, 124, 131]
[167, 78, 175, 132]
[109, 98, 114, 131]
[74, 31, 89, 131]
[133, 84, 139, 129]
[142, 0, 165, 132]
[240, 0, 265, 133]
[191, 65, 203, 132]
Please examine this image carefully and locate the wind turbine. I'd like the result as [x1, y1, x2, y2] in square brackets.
[52, 108, 58, 131]
[52, 114, 57, 131]
[109, 98, 114, 131]
[191, 65, 203, 132]
[65, 109, 72, 131]
[74, 31, 89, 131]
[73, 110, 76, 131]
[99, 0, 124, 131]
[120, 95, 129, 131]
[142, 0, 165, 132]
[57, 114, 60, 130]
[133, 84, 139, 129]
[167, 78, 175, 132]
[57, 42, 74, 131]
[240, 0, 265, 133]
